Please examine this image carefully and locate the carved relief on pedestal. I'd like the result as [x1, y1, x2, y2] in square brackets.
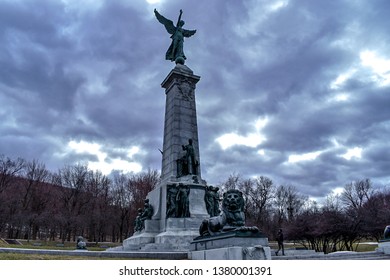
[177, 78, 195, 101]
[166, 183, 191, 218]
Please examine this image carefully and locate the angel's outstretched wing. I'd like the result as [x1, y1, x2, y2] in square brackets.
[154, 9, 176, 35]
[182, 29, 196, 38]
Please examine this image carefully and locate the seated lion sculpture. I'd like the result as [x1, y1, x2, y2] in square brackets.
[199, 189, 259, 236]
[384, 225, 390, 240]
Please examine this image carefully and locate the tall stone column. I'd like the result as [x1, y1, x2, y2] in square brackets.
[160, 64, 201, 183]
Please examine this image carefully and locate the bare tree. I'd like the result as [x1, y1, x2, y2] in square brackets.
[110, 173, 132, 242]
[0, 155, 25, 236]
[84, 170, 112, 242]
[274, 185, 306, 225]
[360, 188, 390, 242]
[128, 169, 159, 207]
[341, 179, 373, 210]
[246, 176, 275, 229]
[339, 179, 374, 250]
[251, 176, 275, 216]
[220, 172, 242, 191]
[54, 163, 90, 242]
[0, 155, 25, 194]
[20, 160, 51, 240]
[323, 192, 342, 211]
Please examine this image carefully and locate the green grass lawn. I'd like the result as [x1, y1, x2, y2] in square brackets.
[354, 243, 378, 252]
[0, 240, 121, 251]
[0, 239, 125, 260]
[0, 253, 110, 260]
[269, 241, 378, 253]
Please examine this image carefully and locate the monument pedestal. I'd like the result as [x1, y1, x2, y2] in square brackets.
[123, 177, 211, 251]
[123, 219, 206, 251]
[190, 246, 271, 260]
[123, 220, 160, 250]
[189, 232, 271, 260]
[154, 217, 206, 245]
[377, 240, 390, 254]
[123, 180, 209, 251]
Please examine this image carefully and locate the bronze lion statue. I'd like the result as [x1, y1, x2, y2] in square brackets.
[199, 189, 258, 236]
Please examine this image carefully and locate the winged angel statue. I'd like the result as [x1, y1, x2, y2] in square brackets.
[154, 9, 196, 64]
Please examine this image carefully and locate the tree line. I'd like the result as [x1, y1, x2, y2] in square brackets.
[1, 154, 389, 252]
[0, 155, 158, 243]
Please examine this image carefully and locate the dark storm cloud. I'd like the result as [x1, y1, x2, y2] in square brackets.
[0, 1, 79, 109]
[196, 0, 390, 197]
[1, 0, 390, 200]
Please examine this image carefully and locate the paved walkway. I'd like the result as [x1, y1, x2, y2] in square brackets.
[1, 247, 389, 260]
[273, 250, 390, 260]
[0, 247, 187, 259]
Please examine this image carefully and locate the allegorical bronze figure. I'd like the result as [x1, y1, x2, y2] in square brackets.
[154, 9, 196, 64]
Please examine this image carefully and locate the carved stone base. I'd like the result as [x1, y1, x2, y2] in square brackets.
[154, 217, 206, 247]
[377, 240, 390, 254]
[190, 246, 271, 260]
[189, 232, 270, 260]
[123, 220, 160, 250]
[123, 217, 209, 252]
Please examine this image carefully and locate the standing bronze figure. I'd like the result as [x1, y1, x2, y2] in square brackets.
[182, 138, 197, 175]
[154, 9, 196, 64]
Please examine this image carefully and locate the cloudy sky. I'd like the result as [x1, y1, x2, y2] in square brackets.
[1, 0, 390, 200]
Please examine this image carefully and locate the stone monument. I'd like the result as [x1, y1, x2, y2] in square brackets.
[123, 10, 270, 259]
[377, 225, 390, 255]
[189, 189, 270, 260]
[123, 9, 209, 251]
[76, 236, 87, 250]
